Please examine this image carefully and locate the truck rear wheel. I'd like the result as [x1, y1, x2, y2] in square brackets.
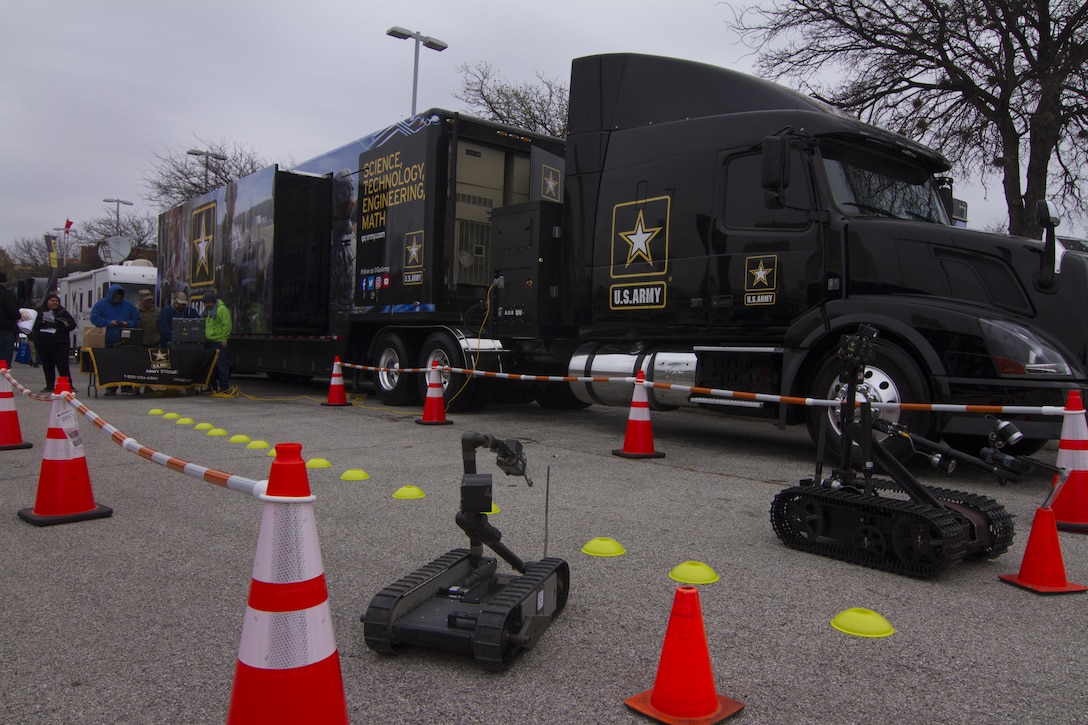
[374, 333, 419, 406]
[806, 340, 934, 464]
[416, 332, 487, 412]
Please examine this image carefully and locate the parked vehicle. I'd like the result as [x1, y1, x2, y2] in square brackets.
[157, 53, 1087, 458]
[58, 262, 158, 349]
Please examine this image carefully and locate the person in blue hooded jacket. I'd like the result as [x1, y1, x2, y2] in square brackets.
[89, 284, 141, 395]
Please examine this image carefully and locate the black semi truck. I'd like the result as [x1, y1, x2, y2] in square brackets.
[158, 53, 1088, 458]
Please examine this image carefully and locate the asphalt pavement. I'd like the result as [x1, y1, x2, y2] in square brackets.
[1, 364, 1086, 724]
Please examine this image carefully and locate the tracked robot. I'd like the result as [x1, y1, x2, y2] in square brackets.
[771, 324, 1028, 577]
[362, 432, 569, 670]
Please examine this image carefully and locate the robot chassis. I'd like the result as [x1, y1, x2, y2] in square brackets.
[362, 432, 569, 670]
[769, 324, 1049, 577]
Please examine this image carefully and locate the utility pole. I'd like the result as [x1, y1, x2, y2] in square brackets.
[187, 149, 228, 193]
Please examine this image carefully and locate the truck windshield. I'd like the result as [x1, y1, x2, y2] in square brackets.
[820, 140, 950, 225]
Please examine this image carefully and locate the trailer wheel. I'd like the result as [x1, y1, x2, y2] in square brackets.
[373, 333, 419, 406]
[416, 332, 486, 412]
[806, 340, 934, 464]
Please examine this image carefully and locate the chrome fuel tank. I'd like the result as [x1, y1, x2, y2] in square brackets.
[567, 344, 697, 409]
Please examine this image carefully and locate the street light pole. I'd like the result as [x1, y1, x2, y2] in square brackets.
[102, 198, 133, 236]
[186, 149, 228, 193]
[386, 26, 448, 117]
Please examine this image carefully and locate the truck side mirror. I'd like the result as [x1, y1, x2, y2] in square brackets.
[1035, 199, 1060, 228]
[761, 136, 790, 209]
[1035, 199, 1061, 290]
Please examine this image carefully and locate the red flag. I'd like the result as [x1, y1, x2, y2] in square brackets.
[64, 218, 73, 231]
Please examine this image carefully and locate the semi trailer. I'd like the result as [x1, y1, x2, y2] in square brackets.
[157, 53, 1088, 458]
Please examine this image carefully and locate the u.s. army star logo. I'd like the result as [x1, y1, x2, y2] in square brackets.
[744, 254, 778, 306]
[190, 202, 216, 286]
[404, 230, 424, 269]
[541, 164, 561, 202]
[610, 196, 670, 279]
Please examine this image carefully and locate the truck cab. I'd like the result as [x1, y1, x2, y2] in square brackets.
[557, 53, 1086, 456]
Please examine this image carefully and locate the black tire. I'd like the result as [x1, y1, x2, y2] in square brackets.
[805, 339, 934, 464]
[942, 433, 1047, 458]
[373, 332, 419, 406]
[416, 332, 487, 413]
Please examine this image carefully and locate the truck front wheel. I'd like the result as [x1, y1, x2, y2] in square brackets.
[373, 333, 419, 406]
[805, 340, 935, 464]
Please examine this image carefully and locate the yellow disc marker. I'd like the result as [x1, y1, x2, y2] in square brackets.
[148, 408, 164, 416]
[176, 417, 195, 425]
[194, 422, 214, 431]
[306, 457, 332, 469]
[392, 485, 425, 499]
[668, 561, 720, 584]
[207, 428, 228, 437]
[162, 412, 180, 420]
[830, 608, 895, 638]
[340, 469, 370, 481]
[247, 440, 270, 449]
[228, 434, 251, 444]
[581, 537, 626, 557]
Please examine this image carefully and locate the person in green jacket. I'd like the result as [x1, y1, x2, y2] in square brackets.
[201, 290, 232, 392]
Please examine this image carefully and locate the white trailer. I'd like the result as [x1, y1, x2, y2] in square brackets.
[58, 261, 158, 348]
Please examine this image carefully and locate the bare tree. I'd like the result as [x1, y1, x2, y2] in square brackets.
[731, 0, 1088, 238]
[455, 62, 569, 137]
[0, 245, 16, 280]
[73, 211, 158, 264]
[142, 138, 266, 211]
[8, 235, 78, 275]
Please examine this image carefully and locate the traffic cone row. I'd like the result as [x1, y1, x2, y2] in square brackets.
[416, 360, 452, 425]
[227, 442, 349, 724]
[613, 370, 664, 459]
[1052, 390, 1088, 533]
[18, 376, 112, 526]
[626, 585, 744, 724]
[322, 356, 350, 407]
[0, 361, 32, 450]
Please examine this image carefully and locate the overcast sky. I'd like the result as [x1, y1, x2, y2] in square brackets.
[2, 0, 1076, 247]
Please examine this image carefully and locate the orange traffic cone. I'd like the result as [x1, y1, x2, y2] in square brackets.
[999, 506, 1086, 594]
[18, 376, 111, 526]
[321, 356, 350, 407]
[613, 371, 664, 459]
[416, 360, 452, 425]
[227, 442, 349, 724]
[0, 361, 32, 450]
[625, 585, 744, 724]
[1052, 390, 1088, 533]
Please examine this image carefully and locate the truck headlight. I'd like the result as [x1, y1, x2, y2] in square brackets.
[979, 319, 1072, 375]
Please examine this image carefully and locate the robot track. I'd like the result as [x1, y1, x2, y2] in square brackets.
[770, 484, 1011, 577]
[362, 549, 570, 670]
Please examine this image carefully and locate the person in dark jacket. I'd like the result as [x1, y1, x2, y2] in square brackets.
[90, 284, 140, 347]
[30, 291, 77, 393]
[157, 291, 200, 346]
[0, 271, 22, 368]
[89, 283, 140, 395]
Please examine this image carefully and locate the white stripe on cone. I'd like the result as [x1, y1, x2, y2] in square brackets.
[236, 600, 337, 669]
[250, 502, 325, 582]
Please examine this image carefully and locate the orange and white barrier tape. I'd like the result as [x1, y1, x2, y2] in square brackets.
[3, 367, 266, 497]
